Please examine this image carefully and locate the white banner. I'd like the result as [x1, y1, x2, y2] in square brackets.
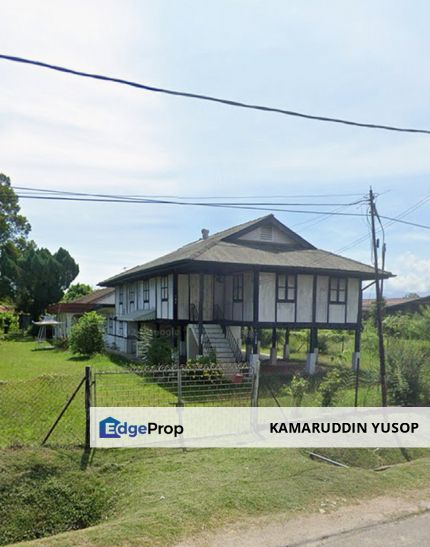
[90, 407, 430, 448]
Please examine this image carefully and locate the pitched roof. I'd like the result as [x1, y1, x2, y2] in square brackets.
[363, 295, 430, 311]
[71, 287, 114, 304]
[47, 287, 115, 315]
[99, 214, 392, 285]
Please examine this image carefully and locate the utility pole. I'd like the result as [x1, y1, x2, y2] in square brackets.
[369, 188, 388, 406]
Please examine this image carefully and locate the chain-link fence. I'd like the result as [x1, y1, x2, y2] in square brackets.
[258, 366, 381, 407]
[1, 373, 87, 447]
[93, 363, 255, 408]
[1, 362, 257, 448]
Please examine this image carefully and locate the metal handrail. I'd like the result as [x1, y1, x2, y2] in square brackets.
[225, 326, 244, 363]
[202, 326, 216, 358]
[189, 323, 216, 360]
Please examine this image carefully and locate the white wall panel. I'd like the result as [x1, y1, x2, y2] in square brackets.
[178, 274, 189, 320]
[203, 274, 213, 321]
[347, 278, 360, 323]
[296, 274, 313, 323]
[316, 276, 329, 323]
[243, 272, 254, 321]
[276, 302, 295, 322]
[329, 304, 345, 323]
[259, 272, 276, 322]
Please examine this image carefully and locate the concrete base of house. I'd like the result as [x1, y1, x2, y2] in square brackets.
[305, 349, 318, 375]
[269, 347, 278, 365]
[352, 351, 361, 372]
[283, 344, 290, 360]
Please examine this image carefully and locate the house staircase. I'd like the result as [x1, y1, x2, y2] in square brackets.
[190, 324, 244, 364]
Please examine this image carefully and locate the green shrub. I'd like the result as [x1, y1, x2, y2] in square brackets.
[183, 355, 223, 384]
[137, 326, 173, 368]
[70, 312, 105, 356]
[319, 369, 344, 407]
[0, 311, 19, 335]
[386, 339, 430, 405]
[287, 375, 308, 406]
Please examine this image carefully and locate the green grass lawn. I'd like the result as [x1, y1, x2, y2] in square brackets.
[0, 340, 175, 447]
[1, 446, 430, 546]
[2, 339, 430, 545]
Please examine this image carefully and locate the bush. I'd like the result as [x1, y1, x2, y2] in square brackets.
[70, 312, 105, 356]
[318, 369, 344, 407]
[287, 375, 308, 406]
[386, 339, 429, 405]
[137, 326, 173, 367]
[183, 355, 223, 384]
[0, 311, 19, 335]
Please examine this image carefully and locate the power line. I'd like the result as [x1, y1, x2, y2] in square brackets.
[15, 192, 370, 216]
[2, 54, 430, 135]
[336, 193, 430, 254]
[379, 215, 430, 230]
[13, 185, 366, 202]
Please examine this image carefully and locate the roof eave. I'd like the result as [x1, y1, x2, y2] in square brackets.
[99, 258, 393, 286]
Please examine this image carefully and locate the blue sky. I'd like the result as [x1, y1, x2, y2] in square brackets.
[1, 0, 430, 297]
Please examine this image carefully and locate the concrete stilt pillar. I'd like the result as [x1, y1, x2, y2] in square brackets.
[179, 326, 187, 364]
[283, 328, 290, 360]
[352, 327, 361, 372]
[305, 328, 318, 375]
[269, 327, 277, 365]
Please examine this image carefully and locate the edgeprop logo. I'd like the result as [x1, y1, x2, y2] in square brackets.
[99, 416, 184, 439]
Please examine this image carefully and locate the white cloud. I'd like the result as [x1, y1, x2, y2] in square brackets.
[385, 252, 430, 296]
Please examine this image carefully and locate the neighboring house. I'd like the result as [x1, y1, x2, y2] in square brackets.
[48, 288, 115, 338]
[363, 295, 430, 317]
[99, 214, 392, 373]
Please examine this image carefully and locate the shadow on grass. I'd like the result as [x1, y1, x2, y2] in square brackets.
[68, 355, 92, 362]
[80, 447, 96, 470]
[31, 346, 56, 352]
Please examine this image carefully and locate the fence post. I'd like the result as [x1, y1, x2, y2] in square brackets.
[177, 365, 184, 406]
[85, 366, 92, 449]
[251, 356, 260, 407]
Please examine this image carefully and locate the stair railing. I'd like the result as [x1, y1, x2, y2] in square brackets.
[225, 326, 244, 363]
[202, 326, 216, 360]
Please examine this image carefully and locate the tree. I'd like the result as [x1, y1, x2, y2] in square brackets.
[62, 283, 93, 302]
[70, 312, 105, 355]
[15, 246, 79, 319]
[0, 174, 31, 299]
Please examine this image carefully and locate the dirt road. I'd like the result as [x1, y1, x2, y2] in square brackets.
[176, 490, 430, 547]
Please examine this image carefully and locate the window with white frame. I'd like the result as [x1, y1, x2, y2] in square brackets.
[329, 277, 347, 304]
[277, 273, 296, 302]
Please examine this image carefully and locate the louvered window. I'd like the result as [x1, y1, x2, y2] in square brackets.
[260, 225, 273, 241]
